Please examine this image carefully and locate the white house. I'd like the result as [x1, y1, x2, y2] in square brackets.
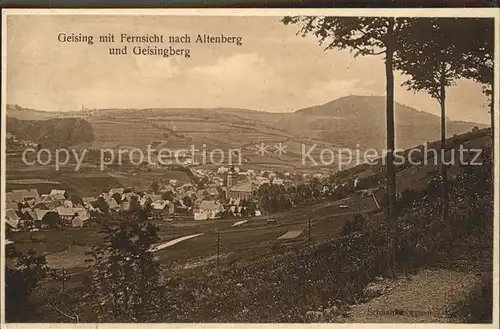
[194, 200, 223, 220]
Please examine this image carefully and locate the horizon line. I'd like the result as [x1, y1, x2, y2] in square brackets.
[5, 93, 491, 126]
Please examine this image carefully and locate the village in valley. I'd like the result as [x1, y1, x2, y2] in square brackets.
[5, 139, 366, 235]
[5, 124, 376, 237]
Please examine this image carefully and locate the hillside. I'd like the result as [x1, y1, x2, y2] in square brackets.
[6, 104, 76, 120]
[6, 96, 485, 161]
[7, 117, 95, 148]
[292, 95, 484, 150]
[15, 128, 492, 323]
[295, 95, 438, 122]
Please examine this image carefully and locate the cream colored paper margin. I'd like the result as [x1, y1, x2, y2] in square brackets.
[1, 7, 499, 329]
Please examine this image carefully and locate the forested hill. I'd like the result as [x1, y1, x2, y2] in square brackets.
[7, 117, 95, 148]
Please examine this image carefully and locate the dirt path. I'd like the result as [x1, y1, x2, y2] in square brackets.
[346, 269, 484, 323]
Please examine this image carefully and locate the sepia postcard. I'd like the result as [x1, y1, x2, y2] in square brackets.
[1, 8, 499, 328]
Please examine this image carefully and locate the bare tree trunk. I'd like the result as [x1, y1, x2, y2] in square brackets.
[385, 17, 397, 278]
[440, 67, 449, 222]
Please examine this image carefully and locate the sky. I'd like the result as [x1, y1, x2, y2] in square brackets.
[6, 15, 492, 124]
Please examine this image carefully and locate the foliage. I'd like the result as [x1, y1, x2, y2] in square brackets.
[197, 177, 209, 190]
[182, 195, 193, 208]
[18, 145, 493, 323]
[153, 151, 492, 322]
[282, 16, 399, 57]
[6, 117, 95, 148]
[93, 196, 110, 214]
[162, 190, 174, 201]
[5, 248, 49, 322]
[459, 18, 494, 99]
[341, 213, 367, 236]
[396, 18, 467, 100]
[111, 192, 122, 204]
[83, 208, 165, 322]
[151, 181, 160, 194]
[255, 177, 357, 213]
[129, 195, 141, 212]
[41, 211, 63, 229]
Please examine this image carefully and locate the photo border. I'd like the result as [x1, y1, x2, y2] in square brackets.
[1, 7, 499, 328]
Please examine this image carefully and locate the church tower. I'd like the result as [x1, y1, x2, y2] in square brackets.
[226, 165, 235, 199]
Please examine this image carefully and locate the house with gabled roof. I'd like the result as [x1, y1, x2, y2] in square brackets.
[13, 189, 40, 201]
[52, 194, 66, 206]
[194, 200, 223, 220]
[159, 184, 175, 194]
[109, 188, 125, 196]
[56, 206, 89, 225]
[34, 202, 49, 210]
[149, 194, 163, 202]
[6, 191, 23, 203]
[5, 209, 20, 230]
[6, 202, 19, 212]
[105, 198, 120, 211]
[122, 192, 138, 202]
[34, 209, 56, 222]
[151, 200, 174, 219]
[272, 178, 284, 186]
[50, 189, 67, 197]
[82, 196, 97, 205]
[20, 208, 37, 222]
[6, 189, 40, 204]
[40, 195, 57, 209]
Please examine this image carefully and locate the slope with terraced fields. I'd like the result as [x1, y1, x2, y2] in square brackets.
[7, 96, 484, 168]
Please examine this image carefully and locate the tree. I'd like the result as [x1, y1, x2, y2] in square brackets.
[396, 18, 494, 222]
[93, 197, 110, 214]
[5, 248, 49, 322]
[182, 195, 193, 209]
[41, 211, 63, 229]
[161, 190, 174, 201]
[151, 181, 159, 194]
[129, 195, 140, 212]
[460, 18, 495, 149]
[197, 176, 209, 190]
[282, 16, 404, 276]
[396, 18, 464, 222]
[70, 195, 83, 206]
[84, 208, 164, 321]
[112, 192, 122, 205]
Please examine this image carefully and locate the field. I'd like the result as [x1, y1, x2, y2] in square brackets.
[5, 151, 196, 196]
[6, 165, 125, 197]
[7, 98, 482, 158]
[7, 99, 483, 175]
